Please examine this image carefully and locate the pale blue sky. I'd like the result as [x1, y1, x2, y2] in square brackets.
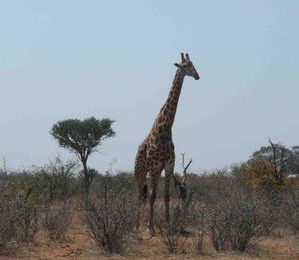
[0, 1, 298, 172]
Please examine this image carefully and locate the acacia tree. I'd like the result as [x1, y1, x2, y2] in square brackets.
[51, 117, 115, 196]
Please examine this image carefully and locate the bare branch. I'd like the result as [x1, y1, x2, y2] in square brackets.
[180, 153, 192, 185]
[182, 159, 192, 184]
[1, 155, 7, 174]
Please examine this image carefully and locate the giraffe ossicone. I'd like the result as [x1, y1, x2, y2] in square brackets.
[134, 53, 200, 232]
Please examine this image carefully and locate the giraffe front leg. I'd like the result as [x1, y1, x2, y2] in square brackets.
[164, 162, 174, 225]
[164, 146, 175, 224]
[164, 172, 170, 224]
[148, 181, 157, 233]
[148, 164, 163, 234]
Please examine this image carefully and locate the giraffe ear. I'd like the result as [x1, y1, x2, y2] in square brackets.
[174, 63, 182, 68]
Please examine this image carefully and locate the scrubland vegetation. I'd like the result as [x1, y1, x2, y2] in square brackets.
[0, 117, 298, 258]
[0, 140, 298, 259]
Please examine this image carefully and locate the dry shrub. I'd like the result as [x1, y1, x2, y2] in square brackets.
[286, 206, 299, 232]
[282, 187, 299, 233]
[155, 201, 191, 254]
[207, 202, 231, 251]
[227, 193, 260, 251]
[84, 180, 138, 253]
[6, 173, 43, 243]
[190, 202, 207, 255]
[0, 190, 39, 250]
[157, 228, 185, 254]
[14, 197, 38, 242]
[192, 230, 205, 255]
[206, 180, 277, 252]
[40, 157, 79, 201]
[44, 201, 72, 240]
[0, 195, 16, 251]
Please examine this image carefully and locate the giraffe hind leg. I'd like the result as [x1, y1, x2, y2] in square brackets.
[134, 141, 149, 203]
[164, 154, 175, 225]
[135, 170, 148, 204]
[134, 142, 149, 229]
[135, 170, 147, 230]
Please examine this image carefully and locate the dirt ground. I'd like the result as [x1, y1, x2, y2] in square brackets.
[1, 209, 299, 260]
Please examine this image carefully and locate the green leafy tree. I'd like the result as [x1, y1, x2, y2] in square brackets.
[51, 117, 115, 195]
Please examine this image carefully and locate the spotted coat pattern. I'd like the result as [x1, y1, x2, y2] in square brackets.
[134, 53, 200, 230]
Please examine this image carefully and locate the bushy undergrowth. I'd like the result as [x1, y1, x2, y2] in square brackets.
[207, 188, 268, 251]
[282, 187, 299, 233]
[43, 200, 72, 240]
[0, 194, 16, 251]
[155, 201, 191, 254]
[187, 173, 283, 252]
[0, 161, 298, 255]
[84, 174, 138, 253]
[14, 196, 39, 242]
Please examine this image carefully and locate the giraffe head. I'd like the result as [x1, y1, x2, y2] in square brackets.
[174, 53, 200, 80]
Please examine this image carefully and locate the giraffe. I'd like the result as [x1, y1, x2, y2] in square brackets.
[134, 53, 200, 231]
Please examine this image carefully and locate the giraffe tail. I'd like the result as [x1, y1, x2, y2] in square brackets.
[143, 183, 148, 201]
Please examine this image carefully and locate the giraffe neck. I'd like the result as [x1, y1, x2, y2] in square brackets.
[153, 69, 185, 134]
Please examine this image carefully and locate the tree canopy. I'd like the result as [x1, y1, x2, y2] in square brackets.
[252, 141, 299, 177]
[51, 117, 115, 162]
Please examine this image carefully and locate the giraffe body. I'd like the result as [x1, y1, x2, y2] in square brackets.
[134, 53, 199, 231]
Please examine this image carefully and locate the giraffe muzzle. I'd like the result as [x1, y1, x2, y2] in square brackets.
[194, 73, 200, 80]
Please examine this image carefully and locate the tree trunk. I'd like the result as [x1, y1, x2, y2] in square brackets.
[82, 159, 92, 198]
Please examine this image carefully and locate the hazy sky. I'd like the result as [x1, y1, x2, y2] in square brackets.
[0, 1, 298, 173]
